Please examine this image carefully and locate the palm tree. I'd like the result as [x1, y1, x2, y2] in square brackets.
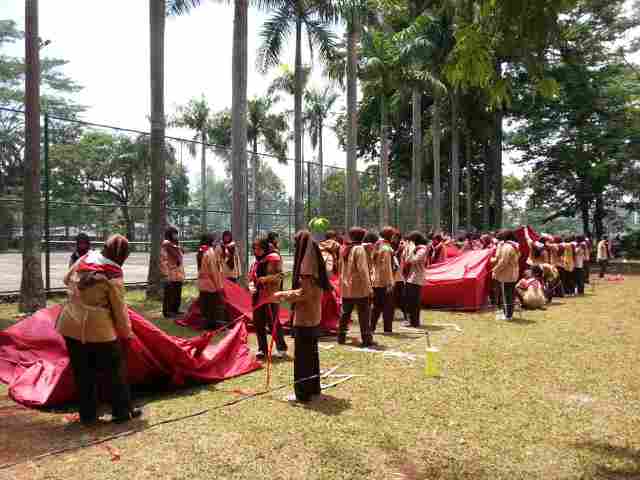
[304, 85, 338, 216]
[147, 0, 167, 300]
[359, 28, 400, 228]
[20, 0, 45, 312]
[257, 0, 338, 230]
[168, 0, 252, 279]
[171, 96, 211, 232]
[246, 96, 288, 236]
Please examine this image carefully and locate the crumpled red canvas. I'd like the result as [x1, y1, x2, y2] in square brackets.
[0, 305, 261, 407]
[179, 278, 341, 335]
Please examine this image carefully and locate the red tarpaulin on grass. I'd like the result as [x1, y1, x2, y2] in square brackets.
[0, 305, 260, 408]
[421, 249, 495, 311]
[178, 278, 341, 335]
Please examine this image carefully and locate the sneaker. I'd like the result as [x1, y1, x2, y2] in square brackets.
[255, 351, 266, 360]
[273, 350, 288, 359]
[496, 312, 506, 321]
[337, 335, 346, 345]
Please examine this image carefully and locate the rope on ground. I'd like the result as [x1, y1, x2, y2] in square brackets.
[0, 363, 352, 472]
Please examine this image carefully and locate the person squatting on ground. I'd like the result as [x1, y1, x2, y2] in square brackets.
[492, 229, 520, 321]
[516, 267, 546, 310]
[371, 227, 395, 333]
[538, 262, 560, 303]
[221, 230, 241, 283]
[249, 236, 288, 359]
[160, 226, 185, 319]
[69, 232, 91, 268]
[59, 234, 141, 425]
[198, 233, 227, 329]
[403, 231, 428, 328]
[274, 230, 332, 403]
[338, 227, 374, 347]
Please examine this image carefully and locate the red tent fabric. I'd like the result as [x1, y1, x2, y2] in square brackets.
[0, 305, 260, 408]
[421, 249, 495, 311]
[179, 278, 342, 335]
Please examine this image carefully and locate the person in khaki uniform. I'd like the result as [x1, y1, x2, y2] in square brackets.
[221, 230, 241, 283]
[199, 233, 227, 329]
[371, 226, 395, 333]
[274, 230, 332, 403]
[319, 230, 341, 275]
[516, 267, 546, 310]
[59, 234, 141, 425]
[491, 229, 520, 321]
[403, 231, 428, 328]
[160, 226, 185, 318]
[338, 227, 374, 347]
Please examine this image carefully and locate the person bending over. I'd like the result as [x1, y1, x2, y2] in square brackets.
[338, 227, 374, 347]
[60, 235, 141, 425]
[160, 226, 185, 318]
[274, 230, 332, 403]
[249, 236, 288, 359]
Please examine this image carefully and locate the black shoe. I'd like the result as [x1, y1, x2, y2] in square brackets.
[113, 408, 143, 424]
[337, 335, 346, 345]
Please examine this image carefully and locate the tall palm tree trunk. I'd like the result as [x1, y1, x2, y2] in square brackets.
[450, 88, 460, 235]
[201, 130, 207, 232]
[294, 16, 304, 230]
[379, 95, 389, 228]
[345, 18, 360, 229]
[432, 88, 441, 233]
[147, 0, 166, 300]
[252, 139, 260, 237]
[465, 133, 472, 231]
[20, 0, 45, 313]
[232, 0, 249, 278]
[318, 123, 325, 216]
[494, 108, 503, 228]
[482, 142, 490, 229]
[412, 88, 423, 231]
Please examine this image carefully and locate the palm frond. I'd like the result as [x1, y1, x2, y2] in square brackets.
[304, 18, 339, 66]
[166, 0, 206, 16]
[257, 5, 294, 73]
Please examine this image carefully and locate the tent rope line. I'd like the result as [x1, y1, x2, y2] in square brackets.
[0, 363, 352, 472]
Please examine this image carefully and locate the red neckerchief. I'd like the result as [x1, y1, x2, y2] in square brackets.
[341, 241, 362, 260]
[76, 252, 123, 279]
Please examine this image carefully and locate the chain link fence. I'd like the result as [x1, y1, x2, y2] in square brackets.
[0, 107, 386, 295]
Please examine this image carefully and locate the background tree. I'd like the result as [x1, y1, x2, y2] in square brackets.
[257, 0, 338, 230]
[303, 85, 338, 216]
[20, 0, 45, 312]
[171, 95, 211, 232]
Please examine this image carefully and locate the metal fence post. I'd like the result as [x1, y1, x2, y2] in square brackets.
[44, 113, 50, 293]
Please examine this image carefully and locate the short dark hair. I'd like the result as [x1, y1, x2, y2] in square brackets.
[253, 235, 271, 252]
[267, 231, 279, 242]
[165, 226, 179, 240]
[364, 231, 379, 243]
[532, 265, 543, 278]
[200, 233, 215, 247]
[496, 229, 515, 242]
[407, 231, 427, 246]
[348, 227, 367, 243]
[76, 232, 90, 243]
[380, 226, 395, 242]
[326, 229, 337, 239]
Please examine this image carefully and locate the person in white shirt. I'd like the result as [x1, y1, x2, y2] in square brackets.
[402, 231, 428, 328]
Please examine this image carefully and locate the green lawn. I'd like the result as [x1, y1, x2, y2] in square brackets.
[1, 276, 639, 479]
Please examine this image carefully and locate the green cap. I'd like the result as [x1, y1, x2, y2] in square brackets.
[308, 217, 330, 234]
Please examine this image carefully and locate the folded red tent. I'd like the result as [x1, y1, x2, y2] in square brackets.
[421, 249, 495, 311]
[0, 305, 260, 408]
[179, 277, 341, 335]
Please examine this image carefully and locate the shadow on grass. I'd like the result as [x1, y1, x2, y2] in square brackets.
[293, 394, 351, 416]
[508, 317, 537, 325]
[572, 441, 640, 479]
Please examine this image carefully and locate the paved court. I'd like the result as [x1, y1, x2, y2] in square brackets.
[0, 251, 294, 293]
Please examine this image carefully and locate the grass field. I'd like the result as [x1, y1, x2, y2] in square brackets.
[1, 276, 639, 479]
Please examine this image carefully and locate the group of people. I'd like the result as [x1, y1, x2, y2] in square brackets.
[60, 223, 615, 420]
